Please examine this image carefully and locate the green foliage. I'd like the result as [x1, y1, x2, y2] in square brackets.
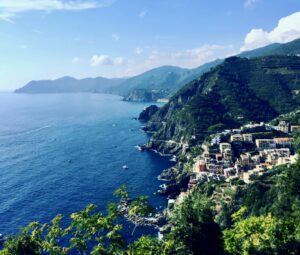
[0, 203, 124, 255]
[223, 208, 298, 255]
[114, 184, 129, 199]
[128, 196, 153, 216]
[207, 123, 226, 133]
[168, 190, 223, 255]
[126, 236, 184, 255]
[190, 146, 204, 159]
[294, 128, 300, 153]
[4, 151, 300, 255]
[1, 233, 41, 255]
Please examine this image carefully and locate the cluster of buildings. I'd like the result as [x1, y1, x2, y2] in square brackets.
[189, 121, 298, 187]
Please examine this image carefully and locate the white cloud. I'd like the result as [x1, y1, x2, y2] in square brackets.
[244, 0, 260, 8]
[91, 55, 112, 66]
[0, 0, 115, 22]
[241, 12, 300, 51]
[135, 47, 143, 55]
[124, 44, 237, 77]
[146, 44, 235, 68]
[72, 57, 80, 63]
[112, 33, 120, 42]
[139, 10, 147, 18]
[90, 55, 124, 66]
[114, 57, 124, 65]
[0, 12, 15, 23]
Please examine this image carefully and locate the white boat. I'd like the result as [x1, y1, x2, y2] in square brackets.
[170, 155, 177, 162]
[122, 165, 128, 169]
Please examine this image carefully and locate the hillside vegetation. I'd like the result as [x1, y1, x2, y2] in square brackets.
[144, 55, 300, 154]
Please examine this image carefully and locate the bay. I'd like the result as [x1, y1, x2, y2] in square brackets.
[0, 93, 173, 241]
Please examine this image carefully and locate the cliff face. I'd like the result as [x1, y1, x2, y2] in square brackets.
[138, 105, 159, 122]
[143, 56, 300, 155]
[123, 89, 166, 102]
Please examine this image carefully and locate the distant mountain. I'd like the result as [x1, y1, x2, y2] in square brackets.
[15, 60, 223, 101]
[143, 55, 300, 155]
[16, 38, 300, 101]
[120, 60, 223, 102]
[15, 76, 126, 94]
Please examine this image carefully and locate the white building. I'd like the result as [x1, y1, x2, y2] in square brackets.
[243, 134, 253, 143]
[255, 139, 276, 150]
[219, 143, 231, 153]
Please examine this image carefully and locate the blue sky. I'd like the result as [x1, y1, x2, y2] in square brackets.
[0, 0, 300, 90]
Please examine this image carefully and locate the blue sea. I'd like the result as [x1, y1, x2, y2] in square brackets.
[0, 93, 173, 241]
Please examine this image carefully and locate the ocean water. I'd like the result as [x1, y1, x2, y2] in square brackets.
[0, 93, 173, 241]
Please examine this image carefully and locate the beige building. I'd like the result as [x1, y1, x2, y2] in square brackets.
[243, 134, 253, 143]
[255, 139, 276, 149]
[223, 148, 232, 161]
[273, 137, 294, 147]
[278, 121, 289, 133]
[219, 143, 231, 153]
[231, 134, 243, 142]
[240, 153, 251, 166]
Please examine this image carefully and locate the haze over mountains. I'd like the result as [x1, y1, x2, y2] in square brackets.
[15, 76, 126, 94]
[16, 38, 300, 102]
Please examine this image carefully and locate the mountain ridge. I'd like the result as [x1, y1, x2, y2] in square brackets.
[142, 55, 300, 155]
[15, 38, 300, 101]
[15, 76, 126, 94]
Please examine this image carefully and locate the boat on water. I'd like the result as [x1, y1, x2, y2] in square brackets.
[170, 155, 177, 162]
[122, 165, 129, 169]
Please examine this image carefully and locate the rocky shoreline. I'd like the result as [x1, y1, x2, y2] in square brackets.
[137, 106, 193, 199]
[117, 198, 166, 228]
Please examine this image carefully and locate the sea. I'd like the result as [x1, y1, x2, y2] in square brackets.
[0, 92, 174, 242]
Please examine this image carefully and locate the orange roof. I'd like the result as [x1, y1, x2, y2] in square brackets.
[261, 163, 271, 166]
[273, 137, 294, 141]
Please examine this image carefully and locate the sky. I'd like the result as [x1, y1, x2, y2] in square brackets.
[0, 0, 300, 91]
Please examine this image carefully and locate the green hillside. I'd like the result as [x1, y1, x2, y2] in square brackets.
[144, 55, 300, 152]
[121, 38, 300, 102]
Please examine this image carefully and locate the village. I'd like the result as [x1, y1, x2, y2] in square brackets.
[186, 120, 299, 190]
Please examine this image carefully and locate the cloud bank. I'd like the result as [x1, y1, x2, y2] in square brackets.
[241, 12, 300, 51]
[0, 0, 114, 22]
[91, 55, 124, 66]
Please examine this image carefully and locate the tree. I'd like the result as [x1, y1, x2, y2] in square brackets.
[114, 185, 129, 199]
[0, 203, 125, 255]
[128, 196, 153, 217]
[168, 190, 223, 255]
[223, 207, 298, 255]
